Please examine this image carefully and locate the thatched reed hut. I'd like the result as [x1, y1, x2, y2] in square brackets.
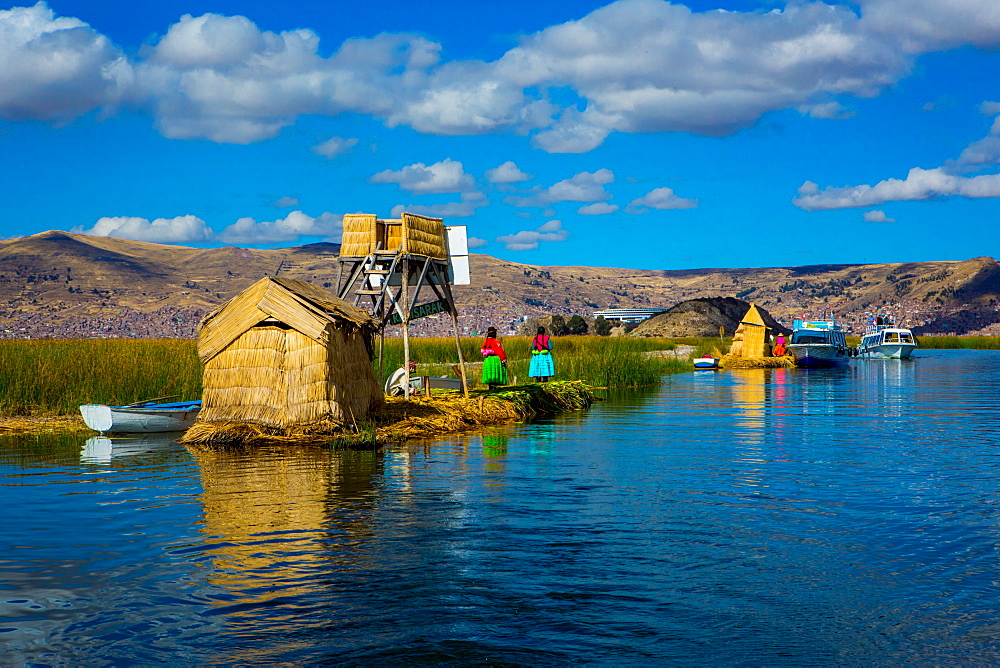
[192, 277, 382, 435]
[727, 304, 771, 358]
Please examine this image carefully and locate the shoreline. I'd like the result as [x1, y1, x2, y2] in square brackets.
[1, 381, 597, 446]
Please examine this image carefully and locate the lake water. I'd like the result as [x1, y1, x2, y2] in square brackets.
[3, 349, 1000, 665]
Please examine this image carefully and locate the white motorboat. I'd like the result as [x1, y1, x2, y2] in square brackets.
[787, 317, 850, 368]
[79, 398, 201, 433]
[858, 315, 917, 359]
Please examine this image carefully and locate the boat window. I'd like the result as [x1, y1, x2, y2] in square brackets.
[884, 332, 900, 343]
[792, 333, 828, 344]
[900, 333, 913, 343]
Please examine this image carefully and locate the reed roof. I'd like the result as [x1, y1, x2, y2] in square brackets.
[741, 304, 767, 327]
[197, 276, 376, 363]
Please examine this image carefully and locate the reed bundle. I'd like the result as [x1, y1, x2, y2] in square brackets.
[339, 212, 447, 259]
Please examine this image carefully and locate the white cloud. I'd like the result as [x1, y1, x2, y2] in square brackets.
[546, 169, 614, 203]
[0, 3, 131, 122]
[798, 96, 1000, 210]
[370, 158, 475, 194]
[793, 168, 1000, 211]
[217, 211, 342, 244]
[389, 192, 487, 218]
[578, 202, 619, 215]
[485, 161, 532, 183]
[271, 196, 299, 207]
[857, 0, 1000, 52]
[313, 136, 358, 157]
[980, 101, 1000, 116]
[467, 236, 488, 249]
[12, 0, 1000, 151]
[495, 219, 569, 251]
[627, 187, 698, 212]
[71, 215, 214, 243]
[863, 210, 895, 222]
[951, 110, 1000, 168]
[800, 101, 855, 120]
[135, 13, 443, 143]
[505, 169, 617, 209]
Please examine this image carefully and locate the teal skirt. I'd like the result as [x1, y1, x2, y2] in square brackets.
[528, 351, 555, 377]
[482, 355, 507, 385]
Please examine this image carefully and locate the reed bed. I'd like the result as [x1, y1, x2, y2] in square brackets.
[0, 335, 694, 418]
[378, 335, 689, 388]
[0, 339, 201, 416]
[916, 335, 1000, 349]
[719, 355, 796, 369]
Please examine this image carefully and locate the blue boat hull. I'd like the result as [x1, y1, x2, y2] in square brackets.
[795, 354, 849, 368]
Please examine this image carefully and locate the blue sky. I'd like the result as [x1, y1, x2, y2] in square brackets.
[2, 0, 1000, 270]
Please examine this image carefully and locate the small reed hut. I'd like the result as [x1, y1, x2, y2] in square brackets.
[727, 303, 770, 358]
[191, 276, 383, 437]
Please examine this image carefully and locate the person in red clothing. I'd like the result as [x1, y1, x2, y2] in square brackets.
[480, 326, 507, 389]
[773, 334, 787, 356]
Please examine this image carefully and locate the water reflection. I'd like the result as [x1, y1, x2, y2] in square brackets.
[481, 428, 509, 478]
[80, 433, 183, 464]
[854, 357, 916, 418]
[184, 446, 382, 620]
[731, 369, 767, 434]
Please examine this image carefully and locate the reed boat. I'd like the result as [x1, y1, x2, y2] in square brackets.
[787, 318, 850, 368]
[79, 398, 202, 434]
[858, 315, 917, 359]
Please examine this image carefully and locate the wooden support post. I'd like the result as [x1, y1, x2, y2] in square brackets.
[450, 308, 469, 399]
[377, 312, 385, 388]
[437, 265, 469, 398]
[400, 256, 411, 400]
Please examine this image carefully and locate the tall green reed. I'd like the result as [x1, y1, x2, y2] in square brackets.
[0, 339, 201, 415]
[375, 335, 688, 388]
[0, 334, 695, 416]
[916, 335, 1000, 349]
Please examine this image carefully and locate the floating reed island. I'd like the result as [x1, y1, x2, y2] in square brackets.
[178, 273, 596, 448]
[182, 381, 595, 448]
[717, 303, 795, 369]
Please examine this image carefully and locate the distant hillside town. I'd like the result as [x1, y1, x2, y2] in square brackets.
[1, 231, 999, 339]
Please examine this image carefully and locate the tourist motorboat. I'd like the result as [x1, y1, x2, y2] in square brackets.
[858, 314, 918, 359]
[79, 398, 201, 433]
[787, 317, 850, 368]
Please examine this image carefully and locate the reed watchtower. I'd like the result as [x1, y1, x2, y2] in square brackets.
[336, 212, 470, 398]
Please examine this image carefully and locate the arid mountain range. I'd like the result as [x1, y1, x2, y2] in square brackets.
[2, 230, 1000, 339]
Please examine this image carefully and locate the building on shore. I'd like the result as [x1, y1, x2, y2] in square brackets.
[591, 308, 667, 323]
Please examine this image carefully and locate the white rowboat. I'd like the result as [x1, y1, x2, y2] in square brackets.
[79, 399, 201, 433]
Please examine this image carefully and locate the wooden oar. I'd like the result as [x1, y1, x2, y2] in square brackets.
[123, 395, 180, 407]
